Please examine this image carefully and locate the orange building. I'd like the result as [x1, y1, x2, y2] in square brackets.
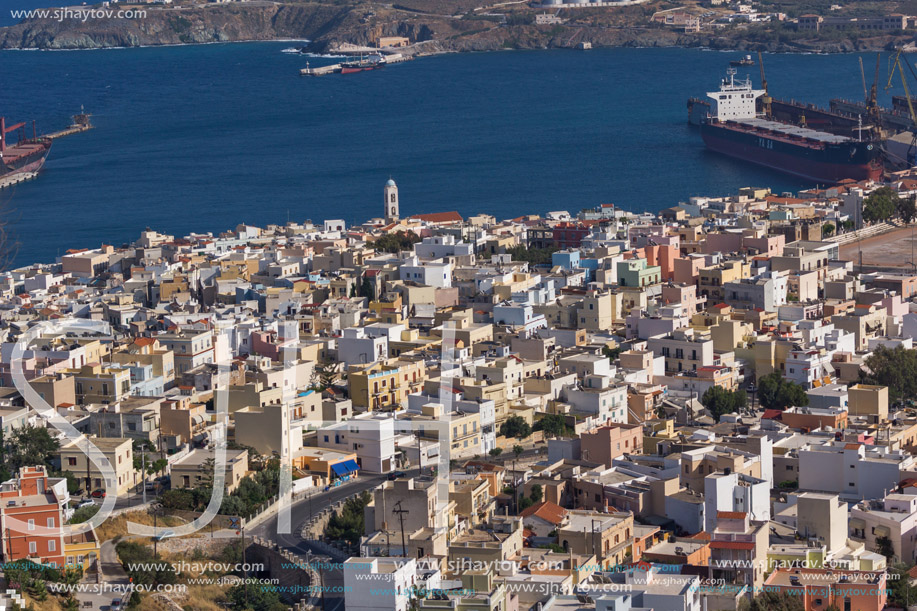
[763, 568, 887, 611]
[580, 424, 643, 468]
[0, 466, 66, 567]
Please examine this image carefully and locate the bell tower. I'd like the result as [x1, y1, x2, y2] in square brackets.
[384, 178, 399, 222]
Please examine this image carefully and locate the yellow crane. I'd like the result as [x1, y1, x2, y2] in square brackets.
[885, 49, 917, 166]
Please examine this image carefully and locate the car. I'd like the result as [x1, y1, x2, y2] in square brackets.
[387, 470, 406, 481]
[153, 529, 175, 542]
[144, 481, 159, 491]
[110, 598, 123, 611]
[76, 499, 95, 509]
[90, 489, 106, 498]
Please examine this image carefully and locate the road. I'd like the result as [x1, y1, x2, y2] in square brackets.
[251, 470, 413, 611]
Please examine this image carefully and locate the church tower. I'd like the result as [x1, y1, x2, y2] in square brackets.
[384, 178, 399, 222]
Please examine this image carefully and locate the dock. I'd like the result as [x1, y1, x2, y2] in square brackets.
[300, 63, 341, 77]
[0, 172, 37, 191]
[299, 53, 412, 77]
[46, 109, 93, 140]
[46, 124, 93, 140]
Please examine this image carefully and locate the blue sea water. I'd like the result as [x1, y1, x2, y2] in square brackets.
[0, 42, 901, 266]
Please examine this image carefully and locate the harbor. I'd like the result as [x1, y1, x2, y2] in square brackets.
[300, 52, 411, 77]
[45, 109, 93, 140]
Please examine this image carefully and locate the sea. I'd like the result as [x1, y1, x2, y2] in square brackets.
[0, 41, 900, 267]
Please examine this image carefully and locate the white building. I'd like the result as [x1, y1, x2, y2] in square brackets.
[798, 441, 916, 501]
[704, 471, 769, 532]
[318, 413, 397, 473]
[343, 557, 417, 611]
[337, 327, 388, 366]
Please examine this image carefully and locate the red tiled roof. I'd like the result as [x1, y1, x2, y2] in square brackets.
[717, 511, 746, 519]
[410, 211, 463, 223]
[519, 501, 567, 525]
[762, 409, 783, 420]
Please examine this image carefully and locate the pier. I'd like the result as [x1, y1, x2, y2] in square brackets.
[0, 171, 37, 191]
[46, 124, 93, 140]
[46, 109, 93, 140]
[300, 63, 341, 77]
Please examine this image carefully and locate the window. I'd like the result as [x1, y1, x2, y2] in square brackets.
[29, 541, 36, 554]
[48, 540, 56, 552]
[67, 457, 77, 466]
[47, 518, 54, 528]
[28, 519, 35, 531]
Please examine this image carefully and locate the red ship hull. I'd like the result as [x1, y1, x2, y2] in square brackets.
[701, 128, 882, 184]
[340, 64, 383, 74]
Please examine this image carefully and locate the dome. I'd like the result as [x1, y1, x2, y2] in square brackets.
[385, 179, 396, 187]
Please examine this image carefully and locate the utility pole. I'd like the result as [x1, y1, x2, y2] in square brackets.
[393, 500, 408, 557]
[141, 447, 146, 505]
[153, 509, 158, 559]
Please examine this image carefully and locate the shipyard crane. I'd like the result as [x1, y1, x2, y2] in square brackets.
[860, 56, 869, 101]
[885, 49, 917, 167]
[758, 51, 772, 118]
[867, 53, 883, 139]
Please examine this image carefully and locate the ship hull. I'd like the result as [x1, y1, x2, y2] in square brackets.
[340, 64, 384, 74]
[700, 122, 882, 184]
[0, 140, 51, 179]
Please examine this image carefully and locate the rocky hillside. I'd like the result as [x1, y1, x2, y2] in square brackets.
[0, 0, 914, 53]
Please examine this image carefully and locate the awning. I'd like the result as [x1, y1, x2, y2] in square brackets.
[874, 525, 891, 538]
[331, 460, 359, 476]
[849, 518, 866, 529]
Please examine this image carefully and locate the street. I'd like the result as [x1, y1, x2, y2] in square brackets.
[252, 469, 415, 611]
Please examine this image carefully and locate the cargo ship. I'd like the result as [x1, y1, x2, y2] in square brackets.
[0, 117, 52, 180]
[694, 70, 883, 184]
[340, 55, 385, 74]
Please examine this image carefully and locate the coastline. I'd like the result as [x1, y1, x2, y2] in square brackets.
[1, 1, 913, 54]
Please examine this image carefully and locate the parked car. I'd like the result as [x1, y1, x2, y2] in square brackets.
[144, 481, 159, 492]
[90, 489, 106, 498]
[110, 598, 123, 611]
[387, 470, 406, 481]
[76, 499, 95, 509]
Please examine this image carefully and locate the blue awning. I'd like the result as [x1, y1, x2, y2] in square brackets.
[331, 460, 359, 476]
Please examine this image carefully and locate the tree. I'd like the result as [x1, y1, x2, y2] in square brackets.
[313, 359, 339, 390]
[70, 504, 99, 525]
[224, 581, 287, 611]
[821, 222, 835, 237]
[876, 536, 895, 559]
[886, 563, 917, 608]
[488, 448, 503, 460]
[862, 186, 899, 223]
[757, 372, 808, 411]
[359, 277, 375, 301]
[530, 484, 543, 503]
[326, 491, 371, 546]
[701, 386, 747, 422]
[500, 416, 531, 439]
[861, 345, 917, 403]
[373, 231, 421, 254]
[4, 424, 60, 472]
[737, 590, 804, 611]
[513, 444, 524, 458]
[899, 194, 917, 224]
[505, 245, 557, 266]
[602, 345, 623, 362]
[533, 414, 572, 438]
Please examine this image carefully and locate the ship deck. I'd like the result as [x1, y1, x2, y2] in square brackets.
[1, 140, 49, 162]
[733, 118, 852, 144]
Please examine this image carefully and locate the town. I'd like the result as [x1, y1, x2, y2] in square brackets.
[3, 172, 917, 611]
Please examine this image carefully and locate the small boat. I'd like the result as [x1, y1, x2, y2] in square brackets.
[730, 54, 754, 67]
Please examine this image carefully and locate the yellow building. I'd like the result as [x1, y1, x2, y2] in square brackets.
[348, 360, 425, 411]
